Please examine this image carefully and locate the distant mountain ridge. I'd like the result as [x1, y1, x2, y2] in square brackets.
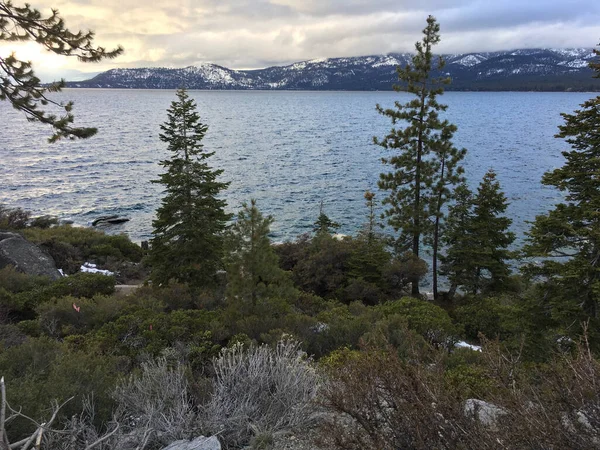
[67, 48, 600, 91]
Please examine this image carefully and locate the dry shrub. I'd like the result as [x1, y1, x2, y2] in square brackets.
[112, 353, 197, 448]
[320, 337, 600, 450]
[319, 345, 484, 450]
[204, 338, 320, 448]
[42, 397, 121, 450]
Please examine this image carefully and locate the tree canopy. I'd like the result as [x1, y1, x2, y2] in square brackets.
[0, 1, 122, 142]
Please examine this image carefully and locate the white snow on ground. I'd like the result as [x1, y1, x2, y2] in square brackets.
[455, 341, 482, 352]
[81, 262, 114, 276]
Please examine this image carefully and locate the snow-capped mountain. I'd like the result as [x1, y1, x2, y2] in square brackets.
[67, 48, 599, 91]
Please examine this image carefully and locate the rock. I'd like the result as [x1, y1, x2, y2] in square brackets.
[464, 399, 507, 429]
[0, 231, 61, 280]
[92, 215, 130, 226]
[161, 436, 221, 450]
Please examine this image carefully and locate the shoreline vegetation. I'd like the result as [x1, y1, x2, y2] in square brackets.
[1, 9, 600, 450]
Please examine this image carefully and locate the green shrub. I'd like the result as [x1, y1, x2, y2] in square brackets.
[378, 297, 461, 347]
[0, 338, 121, 441]
[309, 303, 372, 357]
[36, 295, 128, 337]
[453, 296, 523, 341]
[444, 363, 496, 399]
[0, 266, 51, 293]
[37, 272, 116, 301]
[91, 309, 221, 360]
[23, 226, 143, 271]
[29, 215, 58, 228]
[0, 204, 30, 229]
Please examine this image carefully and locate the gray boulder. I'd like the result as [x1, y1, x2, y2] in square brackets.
[464, 398, 507, 429]
[161, 436, 221, 450]
[0, 231, 61, 280]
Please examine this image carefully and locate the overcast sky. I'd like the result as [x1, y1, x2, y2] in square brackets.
[2, 0, 600, 81]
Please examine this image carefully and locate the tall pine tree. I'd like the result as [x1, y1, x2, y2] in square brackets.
[149, 88, 231, 288]
[375, 15, 465, 297]
[524, 44, 600, 329]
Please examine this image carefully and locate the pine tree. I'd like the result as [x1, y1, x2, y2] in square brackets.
[0, 1, 122, 142]
[442, 171, 514, 297]
[312, 200, 340, 235]
[524, 44, 600, 327]
[469, 170, 515, 294]
[440, 183, 475, 299]
[348, 191, 390, 285]
[375, 15, 464, 297]
[429, 130, 467, 300]
[149, 88, 231, 288]
[226, 200, 295, 309]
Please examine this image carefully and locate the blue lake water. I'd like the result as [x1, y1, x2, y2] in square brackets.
[0, 89, 593, 245]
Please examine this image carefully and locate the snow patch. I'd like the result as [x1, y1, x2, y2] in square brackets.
[81, 262, 114, 276]
[455, 341, 482, 352]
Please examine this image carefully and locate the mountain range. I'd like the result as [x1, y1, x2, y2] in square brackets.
[66, 48, 600, 91]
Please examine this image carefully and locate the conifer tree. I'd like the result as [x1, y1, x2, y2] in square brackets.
[348, 191, 390, 285]
[442, 171, 514, 297]
[429, 132, 467, 300]
[0, 1, 122, 141]
[312, 200, 340, 235]
[149, 88, 231, 288]
[525, 44, 600, 326]
[440, 183, 475, 299]
[226, 200, 295, 309]
[375, 15, 464, 297]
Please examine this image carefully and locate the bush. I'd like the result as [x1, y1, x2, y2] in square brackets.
[113, 354, 197, 447]
[453, 295, 524, 341]
[0, 266, 50, 293]
[0, 204, 30, 229]
[378, 297, 461, 347]
[29, 215, 58, 228]
[91, 309, 220, 361]
[23, 226, 143, 271]
[0, 337, 121, 440]
[36, 295, 128, 337]
[204, 338, 319, 448]
[34, 272, 116, 302]
[320, 338, 600, 450]
[0, 267, 51, 321]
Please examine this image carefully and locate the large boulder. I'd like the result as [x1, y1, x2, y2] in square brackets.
[0, 231, 61, 280]
[161, 436, 221, 450]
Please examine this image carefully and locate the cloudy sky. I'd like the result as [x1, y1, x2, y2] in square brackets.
[2, 0, 600, 81]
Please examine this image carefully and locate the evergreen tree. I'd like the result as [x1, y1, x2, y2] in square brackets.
[440, 183, 475, 299]
[226, 200, 295, 309]
[524, 44, 600, 328]
[375, 15, 464, 297]
[348, 191, 390, 286]
[429, 131, 467, 300]
[0, 1, 122, 141]
[312, 200, 340, 235]
[442, 171, 514, 297]
[149, 88, 230, 288]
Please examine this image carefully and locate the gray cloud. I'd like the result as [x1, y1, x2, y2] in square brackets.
[3, 0, 597, 80]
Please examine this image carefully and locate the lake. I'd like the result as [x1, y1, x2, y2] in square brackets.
[0, 89, 593, 244]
